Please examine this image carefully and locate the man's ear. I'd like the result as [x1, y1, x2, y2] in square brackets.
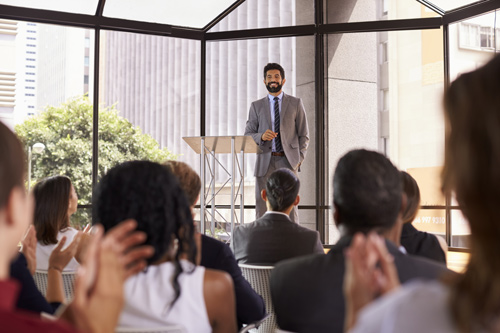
[333, 202, 341, 227]
[261, 189, 267, 202]
[282, 78, 286, 86]
[294, 195, 300, 206]
[399, 192, 408, 218]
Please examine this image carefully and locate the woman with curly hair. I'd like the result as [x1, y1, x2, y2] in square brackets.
[93, 160, 236, 332]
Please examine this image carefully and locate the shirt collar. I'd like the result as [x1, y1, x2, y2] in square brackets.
[267, 91, 284, 101]
[264, 210, 290, 218]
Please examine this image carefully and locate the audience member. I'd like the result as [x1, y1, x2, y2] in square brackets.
[93, 160, 237, 332]
[164, 160, 267, 328]
[270, 149, 451, 333]
[0, 120, 152, 332]
[399, 171, 447, 264]
[33, 175, 83, 272]
[345, 54, 500, 333]
[231, 168, 323, 264]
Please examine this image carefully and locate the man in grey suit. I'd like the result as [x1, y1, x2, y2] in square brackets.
[231, 168, 323, 265]
[270, 150, 452, 333]
[244, 63, 309, 222]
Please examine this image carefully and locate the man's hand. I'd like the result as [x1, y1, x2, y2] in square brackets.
[20, 225, 37, 275]
[261, 129, 277, 141]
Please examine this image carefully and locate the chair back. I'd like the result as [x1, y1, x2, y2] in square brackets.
[115, 325, 186, 333]
[33, 270, 76, 301]
[239, 263, 276, 332]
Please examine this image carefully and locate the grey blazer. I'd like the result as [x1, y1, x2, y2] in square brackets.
[231, 212, 324, 265]
[244, 93, 309, 177]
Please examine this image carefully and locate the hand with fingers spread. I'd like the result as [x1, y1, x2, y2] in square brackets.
[99, 219, 154, 279]
[49, 233, 82, 272]
[20, 225, 37, 275]
[75, 224, 92, 265]
[343, 232, 400, 331]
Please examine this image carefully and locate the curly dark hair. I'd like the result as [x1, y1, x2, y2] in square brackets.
[92, 160, 196, 304]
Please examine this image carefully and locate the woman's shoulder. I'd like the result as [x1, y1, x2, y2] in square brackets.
[352, 280, 453, 333]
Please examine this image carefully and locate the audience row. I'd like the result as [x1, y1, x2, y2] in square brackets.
[1, 53, 499, 332]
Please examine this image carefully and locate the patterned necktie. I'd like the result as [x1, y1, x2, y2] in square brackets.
[274, 97, 283, 152]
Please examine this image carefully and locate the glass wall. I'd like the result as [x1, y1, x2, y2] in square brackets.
[0, 20, 94, 228]
[99, 30, 201, 181]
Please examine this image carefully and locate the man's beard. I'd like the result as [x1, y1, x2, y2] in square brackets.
[266, 82, 282, 93]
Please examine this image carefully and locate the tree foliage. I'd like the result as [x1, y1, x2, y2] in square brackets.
[15, 96, 177, 227]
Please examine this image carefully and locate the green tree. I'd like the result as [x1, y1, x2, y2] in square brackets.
[15, 95, 177, 227]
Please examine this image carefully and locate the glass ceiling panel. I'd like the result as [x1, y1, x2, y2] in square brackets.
[0, 0, 98, 15]
[425, 0, 487, 12]
[104, 0, 236, 29]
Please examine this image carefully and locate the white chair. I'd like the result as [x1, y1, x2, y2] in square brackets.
[33, 270, 76, 301]
[115, 325, 186, 333]
[239, 264, 276, 333]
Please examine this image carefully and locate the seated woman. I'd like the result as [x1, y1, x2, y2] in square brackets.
[399, 171, 447, 264]
[33, 175, 81, 271]
[93, 161, 237, 333]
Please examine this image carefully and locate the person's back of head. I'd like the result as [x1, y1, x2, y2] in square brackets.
[265, 168, 299, 212]
[93, 160, 195, 267]
[33, 175, 72, 245]
[400, 171, 421, 224]
[163, 160, 201, 208]
[333, 149, 401, 235]
[0, 122, 25, 210]
[443, 54, 500, 332]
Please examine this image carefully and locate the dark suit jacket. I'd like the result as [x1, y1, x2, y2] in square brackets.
[200, 235, 266, 327]
[231, 212, 324, 265]
[270, 236, 452, 333]
[401, 223, 446, 264]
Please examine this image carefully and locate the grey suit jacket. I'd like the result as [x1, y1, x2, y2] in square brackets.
[244, 93, 309, 177]
[270, 236, 453, 333]
[231, 212, 323, 265]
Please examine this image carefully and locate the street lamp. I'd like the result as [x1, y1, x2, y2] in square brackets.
[28, 142, 45, 190]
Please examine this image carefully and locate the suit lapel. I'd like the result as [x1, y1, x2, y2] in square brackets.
[280, 93, 290, 128]
[262, 96, 272, 129]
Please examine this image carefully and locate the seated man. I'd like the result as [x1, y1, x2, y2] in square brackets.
[270, 149, 452, 333]
[232, 168, 323, 264]
[163, 160, 266, 328]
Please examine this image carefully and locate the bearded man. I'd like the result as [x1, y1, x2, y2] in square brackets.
[244, 63, 309, 222]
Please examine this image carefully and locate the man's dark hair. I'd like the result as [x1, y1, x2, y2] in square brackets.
[93, 160, 196, 304]
[266, 168, 299, 212]
[333, 149, 401, 233]
[263, 63, 285, 80]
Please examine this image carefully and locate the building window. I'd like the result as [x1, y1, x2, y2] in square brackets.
[27, 44, 36, 47]
[26, 51, 36, 54]
[84, 56, 89, 66]
[460, 23, 498, 50]
[25, 79, 35, 82]
[26, 58, 36, 61]
[28, 106, 35, 109]
[85, 37, 90, 47]
[26, 86, 35, 89]
[26, 72, 35, 75]
[27, 37, 36, 40]
[26, 65, 35, 68]
[84, 75, 89, 84]
[27, 30, 36, 33]
[25, 93, 35, 96]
